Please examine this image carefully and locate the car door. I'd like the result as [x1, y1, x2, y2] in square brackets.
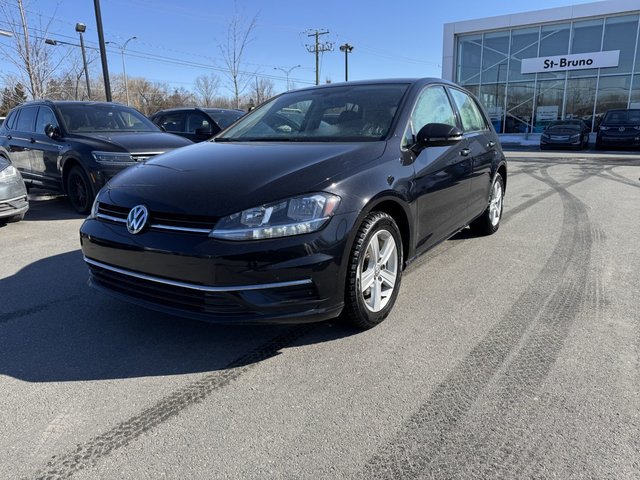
[31, 105, 64, 189]
[447, 87, 496, 222]
[407, 85, 474, 253]
[5, 106, 38, 183]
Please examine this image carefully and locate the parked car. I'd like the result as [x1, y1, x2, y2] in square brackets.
[0, 101, 192, 213]
[149, 107, 245, 142]
[80, 79, 507, 329]
[0, 156, 28, 223]
[596, 109, 640, 149]
[540, 119, 590, 150]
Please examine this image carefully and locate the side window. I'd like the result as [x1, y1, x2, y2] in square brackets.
[15, 106, 38, 133]
[35, 106, 59, 135]
[449, 88, 488, 132]
[186, 112, 211, 133]
[403, 86, 457, 147]
[159, 112, 186, 133]
[4, 110, 17, 130]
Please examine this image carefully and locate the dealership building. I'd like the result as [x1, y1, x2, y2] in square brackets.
[442, 0, 640, 134]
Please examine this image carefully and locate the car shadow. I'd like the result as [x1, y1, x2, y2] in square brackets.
[23, 190, 86, 222]
[0, 250, 358, 383]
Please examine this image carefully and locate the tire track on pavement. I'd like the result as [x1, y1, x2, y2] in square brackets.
[33, 324, 318, 480]
[362, 167, 596, 479]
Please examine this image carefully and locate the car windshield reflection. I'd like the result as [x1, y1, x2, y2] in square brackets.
[218, 84, 409, 142]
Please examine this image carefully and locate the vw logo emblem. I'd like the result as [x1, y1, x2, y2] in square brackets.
[619, 127, 625, 132]
[127, 205, 149, 234]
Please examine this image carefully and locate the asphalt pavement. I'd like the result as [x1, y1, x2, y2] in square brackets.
[1, 152, 639, 479]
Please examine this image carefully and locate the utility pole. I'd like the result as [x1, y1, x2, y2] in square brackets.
[93, 0, 111, 101]
[305, 29, 333, 85]
[339, 43, 354, 82]
[273, 65, 301, 91]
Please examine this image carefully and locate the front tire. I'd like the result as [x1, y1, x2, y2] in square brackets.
[66, 166, 94, 214]
[470, 172, 504, 235]
[342, 212, 403, 330]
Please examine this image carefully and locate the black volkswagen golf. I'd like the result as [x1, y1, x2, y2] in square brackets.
[80, 79, 507, 329]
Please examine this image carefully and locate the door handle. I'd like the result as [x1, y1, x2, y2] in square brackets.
[6, 134, 11, 140]
[487, 141, 496, 148]
[459, 148, 471, 157]
[29, 138, 36, 143]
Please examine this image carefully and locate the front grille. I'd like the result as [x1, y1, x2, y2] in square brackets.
[89, 263, 251, 316]
[96, 202, 218, 233]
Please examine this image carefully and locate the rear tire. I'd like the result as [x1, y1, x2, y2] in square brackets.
[342, 212, 403, 330]
[66, 165, 94, 214]
[470, 173, 504, 235]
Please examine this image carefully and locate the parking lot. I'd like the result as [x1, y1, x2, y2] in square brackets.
[1, 152, 639, 479]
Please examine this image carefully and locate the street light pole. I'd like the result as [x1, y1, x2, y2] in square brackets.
[106, 36, 136, 105]
[273, 65, 301, 91]
[339, 43, 354, 82]
[75, 23, 91, 100]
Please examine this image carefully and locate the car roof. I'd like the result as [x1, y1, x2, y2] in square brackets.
[18, 100, 129, 108]
[152, 107, 244, 115]
[291, 78, 458, 93]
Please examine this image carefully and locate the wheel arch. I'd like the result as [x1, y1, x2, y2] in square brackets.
[357, 194, 413, 267]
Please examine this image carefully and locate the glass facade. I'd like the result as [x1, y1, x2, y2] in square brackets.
[454, 12, 640, 133]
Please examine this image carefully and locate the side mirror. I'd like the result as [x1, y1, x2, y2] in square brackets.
[195, 126, 214, 139]
[45, 123, 61, 140]
[411, 123, 463, 154]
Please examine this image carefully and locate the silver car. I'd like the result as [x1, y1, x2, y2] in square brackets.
[0, 157, 28, 223]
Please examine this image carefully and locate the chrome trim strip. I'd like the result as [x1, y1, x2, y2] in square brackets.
[96, 214, 211, 233]
[151, 224, 212, 234]
[84, 257, 313, 292]
[96, 213, 126, 223]
[0, 195, 28, 204]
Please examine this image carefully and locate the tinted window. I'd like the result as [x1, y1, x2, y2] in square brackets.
[15, 106, 38, 132]
[4, 110, 17, 130]
[158, 112, 186, 133]
[35, 106, 59, 135]
[449, 89, 487, 132]
[57, 104, 159, 133]
[186, 112, 211, 133]
[403, 86, 457, 147]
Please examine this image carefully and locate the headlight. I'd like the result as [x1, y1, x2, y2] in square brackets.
[600, 126, 610, 131]
[92, 151, 134, 164]
[90, 196, 100, 219]
[210, 193, 341, 240]
[570, 134, 580, 139]
[0, 165, 18, 183]
[541, 133, 549, 139]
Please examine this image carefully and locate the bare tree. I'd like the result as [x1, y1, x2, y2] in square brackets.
[249, 77, 275, 106]
[218, 11, 258, 109]
[193, 73, 221, 107]
[0, 0, 68, 99]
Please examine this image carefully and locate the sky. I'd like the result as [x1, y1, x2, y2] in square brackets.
[0, 0, 599, 96]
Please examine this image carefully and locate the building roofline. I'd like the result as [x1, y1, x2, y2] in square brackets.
[444, 0, 640, 35]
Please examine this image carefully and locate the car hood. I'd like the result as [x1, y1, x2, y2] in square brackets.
[72, 131, 192, 153]
[100, 141, 386, 217]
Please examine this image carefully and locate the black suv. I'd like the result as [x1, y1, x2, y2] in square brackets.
[596, 109, 640, 150]
[150, 107, 244, 142]
[0, 101, 192, 213]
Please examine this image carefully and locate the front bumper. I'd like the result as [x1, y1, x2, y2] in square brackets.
[0, 179, 29, 219]
[79, 212, 359, 324]
[597, 133, 640, 148]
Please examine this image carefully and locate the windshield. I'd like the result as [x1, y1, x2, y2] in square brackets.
[205, 110, 245, 129]
[58, 104, 160, 134]
[546, 121, 582, 132]
[602, 110, 640, 125]
[218, 83, 409, 142]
